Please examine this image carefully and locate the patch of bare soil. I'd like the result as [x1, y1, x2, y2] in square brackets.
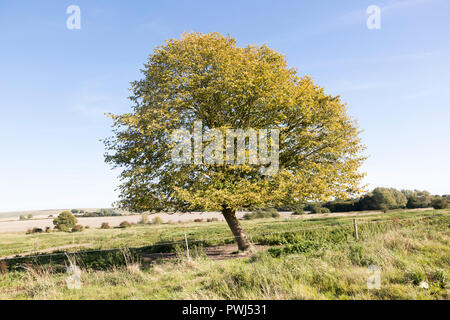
[141, 244, 268, 263]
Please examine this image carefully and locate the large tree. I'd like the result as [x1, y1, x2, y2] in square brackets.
[104, 32, 366, 251]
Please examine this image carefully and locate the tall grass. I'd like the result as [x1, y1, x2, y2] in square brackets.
[0, 210, 448, 300]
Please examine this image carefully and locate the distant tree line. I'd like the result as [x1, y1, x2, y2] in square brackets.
[277, 188, 449, 214]
[80, 208, 121, 217]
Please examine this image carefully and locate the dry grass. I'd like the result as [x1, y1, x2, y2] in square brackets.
[0, 211, 448, 300]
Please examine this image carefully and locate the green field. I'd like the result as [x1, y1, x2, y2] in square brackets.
[0, 209, 449, 299]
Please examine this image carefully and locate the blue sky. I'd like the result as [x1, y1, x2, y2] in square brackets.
[0, 0, 449, 212]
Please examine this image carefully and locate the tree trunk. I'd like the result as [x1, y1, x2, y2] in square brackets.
[222, 207, 250, 251]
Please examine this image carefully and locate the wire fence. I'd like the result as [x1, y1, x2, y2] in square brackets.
[0, 213, 440, 262]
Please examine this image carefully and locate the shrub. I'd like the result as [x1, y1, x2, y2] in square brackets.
[151, 217, 163, 225]
[53, 211, 77, 232]
[26, 227, 43, 234]
[243, 213, 254, 220]
[292, 203, 305, 215]
[380, 203, 389, 213]
[194, 218, 204, 222]
[71, 225, 84, 232]
[244, 208, 280, 220]
[323, 199, 358, 212]
[19, 215, 26, 220]
[119, 221, 132, 228]
[257, 208, 279, 218]
[27, 214, 33, 219]
[45, 227, 51, 233]
[71, 209, 79, 214]
[268, 240, 325, 257]
[321, 207, 331, 214]
[207, 218, 219, 222]
[431, 197, 448, 209]
[100, 222, 111, 229]
[309, 203, 322, 214]
[139, 214, 149, 224]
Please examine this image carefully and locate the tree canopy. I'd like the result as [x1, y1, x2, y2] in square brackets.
[104, 32, 366, 250]
[53, 211, 78, 232]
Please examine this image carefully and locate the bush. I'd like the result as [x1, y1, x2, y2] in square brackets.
[292, 204, 305, 215]
[100, 222, 111, 229]
[309, 203, 322, 214]
[53, 211, 77, 232]
[119, 221, 132, 228]
[321, 207, 331, 214]
[207, 218, 219, 222]
[151, 217, 163, 225]
[19, 215, 26, 220]
[323, 199, 358, 212]
[431, 197, 448, 209]
[194, 218, 204, 222]
[71, 225, 84, 232]
[26, 227, 43, 234]
[71, 209, 79, 214]
[27, 214, 33, 219]
[139, 214, 149, 224]
[257, 208, 279, 218]
[244, 208, 280, 220]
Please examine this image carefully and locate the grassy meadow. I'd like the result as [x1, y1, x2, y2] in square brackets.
[0, 209, 448, 299]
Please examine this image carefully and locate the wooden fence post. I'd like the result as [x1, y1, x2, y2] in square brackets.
[184, 232, 190, 260]
[353, 218, 359, 240]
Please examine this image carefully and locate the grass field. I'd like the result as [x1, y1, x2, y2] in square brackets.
[0, 209, 448, 299]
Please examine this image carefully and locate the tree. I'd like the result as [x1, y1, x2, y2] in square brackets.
[402, 189, 432, 208]
[104, 32, 366, 251]
[431, 197, 448, 209]
[359, 187, 406, 210]
[371, 188, 396, 209]
[389, 188, 407, 209]
[53, 211, 77, 232]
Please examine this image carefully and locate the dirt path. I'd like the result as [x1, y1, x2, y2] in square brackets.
[141, 244, 268, 263]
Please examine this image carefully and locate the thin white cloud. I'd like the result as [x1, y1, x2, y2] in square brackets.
[70, 75, 130, 120]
